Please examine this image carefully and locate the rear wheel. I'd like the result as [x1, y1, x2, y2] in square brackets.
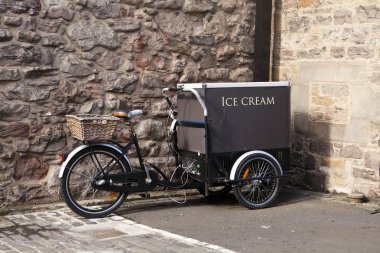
[61, 146, 131, 218]
[233, 152, 281, 209]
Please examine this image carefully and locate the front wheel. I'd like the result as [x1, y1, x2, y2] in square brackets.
[60, 146, 131, 218]
[233, 152, 281, 209]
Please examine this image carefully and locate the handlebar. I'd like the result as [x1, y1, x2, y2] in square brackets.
[161, 86, 208, 117]
[162, 87, 180, 98]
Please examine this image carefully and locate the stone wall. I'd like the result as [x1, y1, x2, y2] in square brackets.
[274, 0, 380, 196]
[0, 0, 256, 205]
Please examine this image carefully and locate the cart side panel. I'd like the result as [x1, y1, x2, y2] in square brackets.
[177, 92, 205, 154]
[207, 86, 290, 153]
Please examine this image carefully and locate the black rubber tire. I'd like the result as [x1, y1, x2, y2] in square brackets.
[197, 185, 232, 199]
[233, 152, 281, 209]
[61, 146, 131, 218]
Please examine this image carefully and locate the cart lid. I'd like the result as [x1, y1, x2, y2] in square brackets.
[177, 81, 289, 89]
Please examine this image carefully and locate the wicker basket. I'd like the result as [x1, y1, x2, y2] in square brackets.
[66, 114, 120, 141]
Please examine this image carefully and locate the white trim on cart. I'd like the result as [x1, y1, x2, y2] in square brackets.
[177, 81, 289, 89]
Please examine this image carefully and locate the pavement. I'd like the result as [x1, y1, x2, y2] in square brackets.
[0, 189, 379, 253]
[0, 193, 235, 253]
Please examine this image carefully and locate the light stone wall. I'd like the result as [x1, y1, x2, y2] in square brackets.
[274, 0, 380, 196]
[0, 0, 256, 205]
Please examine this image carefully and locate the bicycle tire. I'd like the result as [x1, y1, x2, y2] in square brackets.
[233, 153, 281, 209]
[61, 145, 131, 218]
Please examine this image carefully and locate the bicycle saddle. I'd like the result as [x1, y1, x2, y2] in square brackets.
[113, 109, 143, 119]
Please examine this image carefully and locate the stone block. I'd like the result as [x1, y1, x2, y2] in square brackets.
[182, 0, 214, 13]
[5, 83, 50, 102]
[23, 66, 59, 79]
[201, 68, 229, 80]
[105, 72, 138, 93]
[16, 31, 41, 43]
[67, 20, 120, 51]
[239, 37, 254, 54]
[298, 0, 320, 8]
[97, 50, 124, 70]
[9, 0, 41, 15]
[364, 151, 380, 170]
[356, 5, 380, 22]
[79, 99, 104, 114]
[218, 0, 236, 13]
[311, 96, 334, 106]
[41, 35, 66, 47]
[151, 100, 169, 117]
[0, 123, 29, 138]
[0, 28, 13, 41]
[353, 167, 377, 181]
[339, 145, 363, 159]
[351, 86, 380, 122]
[165, 38, 192, 56]
[288, 16, 310, 33]
[230, 67, 253, 82]
[172, 58, 186, 73]
[322, 157, 345, 169]
[297, 47, 326, 59]
[187, 35, 214, 46]
[4, 16, 23, 26]
[48, 5, 75, 21]
[314, 15, 332, 26]
[37, 19, 61, 33]
[135, 119, 164, 140]
[142, 72, 162, 88]
[347, 46, 374, 58]
[321, 84, 349, 97]
[14, 157, 48, 181]
[0, 43, 42, 65]
[369, 122, 380, 147]
[0, 102, 30, 121]
[60, 55, 94, 77]
[298, 61, 367, 85]
[0, 68, 21, 81]
[330, 47, 345, 58]
[113, 21, 141, 32]
[309, 139, 334, 155]
[87, 0, 120, 19]
[155, 0, 183, 9]
[334, 9, 352, 25]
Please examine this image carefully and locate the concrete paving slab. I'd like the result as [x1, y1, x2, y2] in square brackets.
[0, 207, 236, 253]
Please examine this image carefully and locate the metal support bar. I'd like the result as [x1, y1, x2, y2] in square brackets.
[177, 120, 206, 128]
[218, 173, 290, 185]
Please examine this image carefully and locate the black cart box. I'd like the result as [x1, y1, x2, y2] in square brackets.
[176, 82, 290, 154]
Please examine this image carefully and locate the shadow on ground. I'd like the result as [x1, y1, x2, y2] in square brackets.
[116, 188, 322, 215]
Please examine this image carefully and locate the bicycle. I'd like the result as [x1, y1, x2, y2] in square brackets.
[59, 83, 290, 218]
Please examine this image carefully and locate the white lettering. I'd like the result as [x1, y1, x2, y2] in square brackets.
[267, 96, 275, 105]
[225, 97, 233, 106]
[241, 97, 248, 106]
[221, 96, 275, 107]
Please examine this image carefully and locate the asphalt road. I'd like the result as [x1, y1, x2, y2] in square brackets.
[116, 189, 380, 253]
